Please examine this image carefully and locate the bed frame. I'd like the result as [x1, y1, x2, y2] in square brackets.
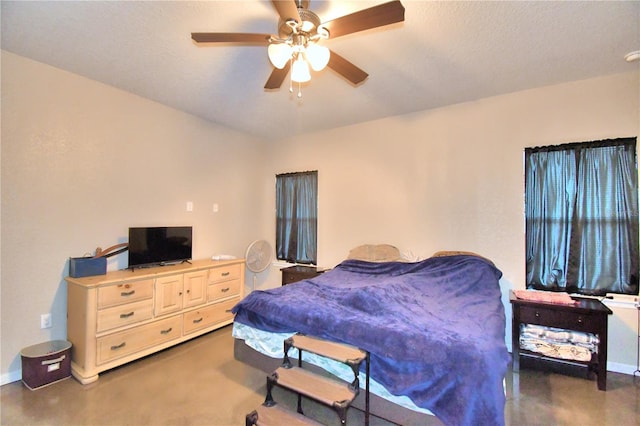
[233, 337, 442, 426]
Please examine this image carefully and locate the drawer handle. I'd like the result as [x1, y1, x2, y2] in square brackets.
[221, 272, 230, 277]
[577, 317, 583, 324]
[193, 317, 203, 324]
[221, 287, 230, 293]
[120, 312, 134, 319]
[41, 355, 66, 366]
[535, 312, 540, 318]
[121, 290, 136, 297]
[160, 327, 173, 335]
[111, 342, 126, 351]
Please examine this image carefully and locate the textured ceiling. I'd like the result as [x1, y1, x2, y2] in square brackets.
[2, 1, 639, 141]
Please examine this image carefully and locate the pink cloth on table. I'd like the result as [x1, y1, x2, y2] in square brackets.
[513, 290, 577, 305]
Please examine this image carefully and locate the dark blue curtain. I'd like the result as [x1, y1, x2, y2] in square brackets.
[525, 138, 638, 296]
[276, 171, 317, 264]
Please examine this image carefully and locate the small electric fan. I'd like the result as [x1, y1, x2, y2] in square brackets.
[245, 240, 273, 292]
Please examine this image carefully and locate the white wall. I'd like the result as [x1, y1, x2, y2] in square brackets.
[2, 48, 638, 383]
[262, 71, 640, 371]
[604, 298, 639, 373]
[0, 51, 268, 383]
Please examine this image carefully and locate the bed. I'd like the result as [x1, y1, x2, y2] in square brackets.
[232, 249, 510, 426]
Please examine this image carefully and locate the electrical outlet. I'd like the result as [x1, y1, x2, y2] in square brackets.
[40, 313, 52, 329]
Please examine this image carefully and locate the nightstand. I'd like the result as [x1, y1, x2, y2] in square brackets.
[280, 266, 326, 285]
[510, 291, 612, 390]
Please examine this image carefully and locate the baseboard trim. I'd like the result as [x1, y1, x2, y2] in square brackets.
[607, 361, 638, 375]
[1, 369, 22, 386]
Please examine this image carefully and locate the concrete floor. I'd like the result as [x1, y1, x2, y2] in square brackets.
[1, 325, 639, 425]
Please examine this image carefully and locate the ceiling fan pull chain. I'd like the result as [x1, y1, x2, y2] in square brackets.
[289, 57, 294, 94]
[298, 82, 303, 99]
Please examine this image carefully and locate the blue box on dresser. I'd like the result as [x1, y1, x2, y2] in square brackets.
[68, 257, 106, 278]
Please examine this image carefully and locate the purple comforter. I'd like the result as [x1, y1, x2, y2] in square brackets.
[232, 255, 509, 426]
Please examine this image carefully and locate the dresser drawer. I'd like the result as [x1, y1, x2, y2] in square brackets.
[208, 264, 241, 284]
[96, 299, 154, 333]
[183, 298, 238, 335]
[207, 279, 241, 302]
[98, 279, 154, 308]
[96, 316, 181, 365]
[519, 305, 596, 332]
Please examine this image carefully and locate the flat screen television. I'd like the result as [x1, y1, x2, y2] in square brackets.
[128, 226, 192, 269]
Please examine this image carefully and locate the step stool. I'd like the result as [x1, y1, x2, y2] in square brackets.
[246, 334, 370, 426]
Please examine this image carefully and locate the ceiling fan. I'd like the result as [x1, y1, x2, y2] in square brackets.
[191, 0, 405, 93]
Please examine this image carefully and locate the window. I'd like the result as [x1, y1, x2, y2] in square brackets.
[276, 171, 318, 264]
[525, 138, 639, 296]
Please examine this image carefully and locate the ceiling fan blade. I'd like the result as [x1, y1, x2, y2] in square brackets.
[271, 0, 301, 24]
[327, 51, 368, 85]
[264, 62, 291, 89]
[321, 0, 405, 39]
[191, 33, 271, 44]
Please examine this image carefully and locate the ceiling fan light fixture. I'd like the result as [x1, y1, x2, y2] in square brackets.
[305, 43, 330, 71]
[298, 8, 321, 33]
[291, 55, 311, 83]
[300, 20, 315, 33]
[191, 0, 406, 93]
[268, 43, 292, 69]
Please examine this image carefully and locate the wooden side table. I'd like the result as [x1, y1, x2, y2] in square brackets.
[510, 291, 612, 390]
[280, 266, 326, 286]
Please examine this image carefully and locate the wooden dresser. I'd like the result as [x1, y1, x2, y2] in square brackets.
[66, 258, 245, 384]
[510, 291, 612, 390]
